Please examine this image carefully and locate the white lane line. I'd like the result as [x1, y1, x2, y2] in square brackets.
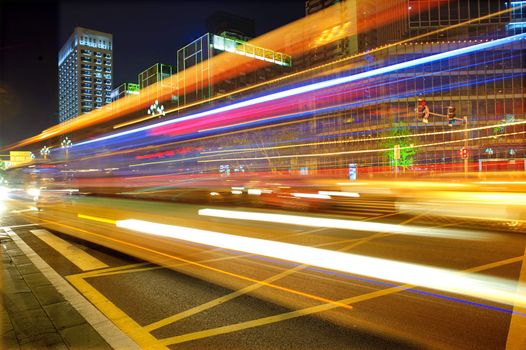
[30, 229, 109, 271]
[4, 227, 141, 350]
[0, 223, 40, 230]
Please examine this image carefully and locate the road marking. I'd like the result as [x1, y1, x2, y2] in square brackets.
[30, 215, 355, 339]
[30, 229, 109, 271]
[78, 213, 117, 225]
[26, 211, 521, 347]
[506, 244, 526, 350]
[66, 273, 169, 350]
[71, 262, 153, 279]
[30, 214, 355, 308]
[160, 254, 524, 346]
[145, 214, 427, 332]
[4, 227, 141, 350]
[0, 223, 40, 230]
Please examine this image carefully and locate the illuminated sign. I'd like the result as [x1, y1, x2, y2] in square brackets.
[212, 35, 292, 67]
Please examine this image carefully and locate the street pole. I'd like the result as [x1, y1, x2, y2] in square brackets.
[394, 144, 400, 179]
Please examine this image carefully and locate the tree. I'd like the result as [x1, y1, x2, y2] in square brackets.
[383, 122, 417, 170]
[493, 114, 515, 140]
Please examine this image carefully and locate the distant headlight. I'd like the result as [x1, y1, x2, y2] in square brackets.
[27, 188, 41, 198]
[0, 186, 9, 200]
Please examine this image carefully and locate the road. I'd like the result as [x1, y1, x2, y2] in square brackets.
[2, 195, 526, 350]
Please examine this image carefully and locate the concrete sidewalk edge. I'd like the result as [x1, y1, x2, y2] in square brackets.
[3, 227, 141, 350]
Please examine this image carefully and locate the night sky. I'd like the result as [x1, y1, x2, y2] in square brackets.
[0, 0, 305, 148]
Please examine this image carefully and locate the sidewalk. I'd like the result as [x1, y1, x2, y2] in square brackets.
[1, 230, 111, 349]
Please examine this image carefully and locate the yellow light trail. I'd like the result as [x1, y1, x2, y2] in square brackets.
[195, 131, 526, 163]
[200, 120, 526, 155]
[2, 3, 521, 151]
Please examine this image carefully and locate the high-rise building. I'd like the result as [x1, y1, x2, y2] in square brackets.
[407, 0, 525, 39]
[58, 27, 113, 123]
[301, 0, 408, 68]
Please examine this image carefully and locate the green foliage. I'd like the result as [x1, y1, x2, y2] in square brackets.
[493, 114, 515, 139]
[383, 122, 417, 168]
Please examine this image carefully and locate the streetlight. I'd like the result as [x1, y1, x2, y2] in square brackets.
[147, 100, 165, 117]
[61, 137, 73, 162]
[40, 146, 51, 160]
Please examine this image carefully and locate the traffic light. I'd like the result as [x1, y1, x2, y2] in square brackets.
[460, 147, 468, 159]
[416, 99, 429, 123]
[447, 106, 456, 126]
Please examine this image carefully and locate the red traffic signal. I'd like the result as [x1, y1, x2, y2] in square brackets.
[447, 106, 456, 126]
[416, 100, 429, 123]
[460, 147, 468, 159]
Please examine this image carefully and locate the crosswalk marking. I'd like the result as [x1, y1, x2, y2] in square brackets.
[30, 229, 109, 271]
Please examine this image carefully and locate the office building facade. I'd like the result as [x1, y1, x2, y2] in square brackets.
[137, 63, 176, 106]
[58, 27, 113, 123]
[176, 33, 292, 107]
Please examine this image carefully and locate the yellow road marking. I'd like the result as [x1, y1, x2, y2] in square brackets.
[72, 262, 152, 279]
[506, 247, 526, 350]
[30, 214, 355, 308]
[161, 255, 523, 346]
[145, 214, 427, 332]
[25, 218, 352, 349]
[78, 213, 117, 225]
[66, 274, 168, 350]
[30, 229, 109, 271]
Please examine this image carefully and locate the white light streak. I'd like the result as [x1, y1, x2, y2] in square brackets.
[0, 186, 8, 200]
[76, 33, 526, 148]
[248, 189, 263, 195]
[292, 193, 331, 199]
[198, 208, 492, 241]
[318, 191, 360, 198]
[116, 218, 526, 308]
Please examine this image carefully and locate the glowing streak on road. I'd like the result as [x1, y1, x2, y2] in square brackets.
[473, 181, 526, 185]
[318, 191, 360, 198]
[292, 193, 331, 199]
[197, 208, 491, 240]
[73, 32, 526, 148]
[116, 218, 526, 308]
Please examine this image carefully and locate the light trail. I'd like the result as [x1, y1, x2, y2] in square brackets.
[116, 217, 526, 308]
[200, 120, 526, 155]
[197, 208, 492, 240]
[67, 32, 525, 149]
[195, 130, 526, 163]
[3, 4, 522, 151]
[114, 3, 524, 132]
[318, 191, 360, 198]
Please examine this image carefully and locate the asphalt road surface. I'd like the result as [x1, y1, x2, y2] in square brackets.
[2, 196, 526, 350]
